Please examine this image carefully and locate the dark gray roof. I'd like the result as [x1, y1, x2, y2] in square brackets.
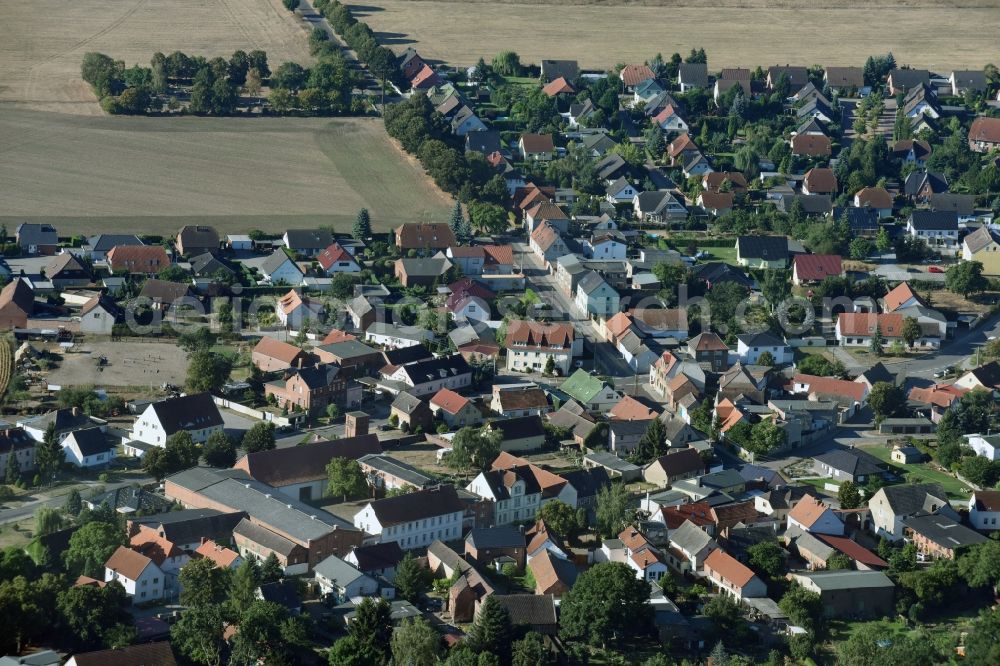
[400, 355, 472, 385]
[903, 513, 987, 549]
[904, 171, 948, 196]
[578, 270, 609, 295]
[929, 193, 975, 215]
[737, 331, 785, 348]
[391, 391, 427, 415]
[189, 252, 234, 278]
[540, 59, 579, 82]
[669, 519, 715, 554]
[364, 484, 464, 526]
[233, 518, 299, 557]
[358, 453, 434, 488]
[813, 449, 884, 477]
[261, 249, 298, 276]
[488, 414, 546, 441]
[317, 339, 380, 360]
[561, 467, 610, 500]
[398, 257, 450, 277]
[20, 408, 93, 434]
[16, 223, 57, 245]
[132, 508, 246, 545]
[736, 235, 789, 261]
[88, 234, 143, 252]
[492, 594, 557, 627]
[67, 427, 115, 457]
[466, 130, 502, 155]
[258, 579, 301, 611]
[678, 62, 708, 86]
[888, 68, 929, 90]
[778, 194, 833, 215]
[833, 206, 879, 232]
[596, 153, 628, 181]
[314, 554, 371, 587]
[878, 483, 950, 516]
[149, 392, 223, 435]
[691, 262, 754, 288]
[348, 542, 405, 573]
[285, 228, 334, 250]
[86, 486, 173, 514]
[466, 526, 526, 550]
[909, 210, 958, 231]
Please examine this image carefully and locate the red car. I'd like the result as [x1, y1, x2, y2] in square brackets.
[928, 266, 945, 273]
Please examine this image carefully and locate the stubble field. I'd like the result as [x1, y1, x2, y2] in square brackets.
[352, 0, 1000, 70]
[0, 110, 452, 234]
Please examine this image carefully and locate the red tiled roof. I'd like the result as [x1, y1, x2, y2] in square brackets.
[793, 254, 843, 281]
[542, 77, 575, 97]
[804, 167, 838, 194]
[970, 117, 1000, 144]
[505, 320, 574, 351]
[430, 388, 471, 415]
[699, 192, 734, 210]
[105, 545, 153, 580]
[317, 243, 356, 271]
[620, 64, 656, 87]
[837, 313, 905, 338]
[816, 534, 888, 568]
[705, 548, 756, 587]
[130, 532, 182, 567]
[195, 539, 241, 568]
[668, 134, 698, 158]
[791, 134, 832, 157]
[703, 171, 748, 192]
[855, 186, 893, 209]
[907, 383, 967, 408]
[322, 328, 357, 344]
[520, 133, 555, 155]
[107, 245, 170, 272]
[690, 332, 728, 351]
[395, 223, 456, 250]
[253, 336, 307, 364]
[788, 495, 832, 528]
[483, 245, 514, 267]
[883, 282, 924, 312]
[793, 374, 868, 402]
[609, 395, 660, 421]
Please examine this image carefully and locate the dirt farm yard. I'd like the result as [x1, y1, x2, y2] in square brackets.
[47, 341, 190, 389]
[353, 0, 1000, 70]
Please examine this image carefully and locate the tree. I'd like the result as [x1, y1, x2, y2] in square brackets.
[559, 562, 652, 647]
[242, 421, 276, 453]
[228, 557, 262, 612]
[850, 237, 872, 260]
[491, 51, 521, 77]
[959, 539, 1000, 589]
[512, 632, 549, 666]
[467, 595, 513, 663]
[227, 600, 302, 666]
[35, 423, 63, 485]
[34, 507, 64, 536]
[965, 606, 1000, 665]
[346, 597, 393, 665]
[65, 489, 83, 517]
[448, 200, 464, 238]
[631, 417, 667, 464]
[186, 349, 232, 393]
[391, 617, 441, 666]
[63, 521, 127, 577]
[245, 67, 262, 99]
[595, 482, 633, 537]
[544, 355, 556, 375]
[260, 553, 283, 584]
[900, 316, 922, 348]
[325, 457, 368, 501]
[757, 350, 775, 367]
[838, 480, 864, 509]
[353, 208, 372, 240]
[828, 552, 853, 570]
[394, 552, 429, 604]
[57, 581, 132, 650]
[536, 500, 579, 536]
[747, 539, 785, 579]
[469, 202, 509, 235]
[179, 558, 229, 607]
[5, 449, 19, 486]
[171, 603, 225, 666]
[202, 431, 236, 467]
[282, 0, 299, 10]
[448, 426, 502, 473]
[779, 585, 825, 637]
[704, 595, 749, 645]
[946, 260, 989, 297]
[745, 419, 786, 457]
[796, 354, 846, 377]
[875, 226, 892, 253]
[867, 381, 904, 423]
[869, 323, 885, 357]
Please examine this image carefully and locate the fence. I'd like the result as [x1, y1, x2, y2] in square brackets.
[212, 396, 295, 428]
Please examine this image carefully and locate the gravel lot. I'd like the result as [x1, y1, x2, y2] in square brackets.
[48, 341, 189, 388]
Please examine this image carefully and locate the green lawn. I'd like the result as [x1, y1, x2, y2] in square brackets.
[694, 245, 739, 265]
[859, 443, 972, 499]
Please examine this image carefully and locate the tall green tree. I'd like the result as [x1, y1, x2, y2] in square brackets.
[260, 553, 283, 584]
[353, 208, 372, 240]
[57, 581, 133, 650]
[747, 540, 785, 579]
[867, 381, 904, 423]
[202, 431, 236, 467]
[512, 632, 549, 666]
[448, 426, 502, 473]
[900, 316, 922, 348]
[394, 552, 429, 604]
[536, 500, 579, 536]
[228, 557, 262, 613]
[242, 421, 276, 453]
[179, 558, 230, 607]
[467, 595, 513, 664]
[946, 261, 988, 297]
[34, 507, 64, 536]
[62, 521, 127, 577]
[746, 420, 787, 457]
[595, 482, 633, 537]
[631, 418, 667, 464]
[346, 597, 393, 664]
[186, 349, 232, 393]
[838, 480, 864, 509]
[391, 616, 441, 666]
[227, 600, 303, 666]
[65, 489, 83, 517]
[869, 323, 885, 356]
[559, 562, 652, 647]
[171, 603, 225, 666]
[325, 457, 368, 501]
[35, 423, 63, 484]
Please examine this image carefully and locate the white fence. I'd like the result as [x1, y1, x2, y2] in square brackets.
[212, 396, 296, 428]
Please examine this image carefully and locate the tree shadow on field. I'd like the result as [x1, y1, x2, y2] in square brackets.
[345, 4, 386, 16]
[375, 31, 415, 45]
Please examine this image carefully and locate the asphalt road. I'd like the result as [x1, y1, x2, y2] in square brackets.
[0, 474, 153, 526]
[889, 309, 1000, 386]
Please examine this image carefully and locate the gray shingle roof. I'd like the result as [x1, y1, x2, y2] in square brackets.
[466, 526, 526, 550]
[358, 453, 434, 488]
[669, 519, 715, 555]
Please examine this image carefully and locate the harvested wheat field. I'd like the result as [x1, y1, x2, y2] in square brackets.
[0, 109, 452, 235]
[0, 0, 313, 115]
[353, 0, 1000, 70]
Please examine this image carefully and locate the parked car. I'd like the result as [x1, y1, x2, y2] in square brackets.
[928, 266, 945, 273]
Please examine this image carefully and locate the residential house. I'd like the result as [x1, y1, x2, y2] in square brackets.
[85, 234, 143, 261]
[904, 513, 987, 560]
[256, 249, 301, 285]
[126, 392, 222, 453]
[383, 354, 472, 397]
[892, 139, 932, 167]
[314, 554, 379, 600]
[687, 332, 729, 371]
[950, 70, 987, 95]
[282, 229, 333, 258]
[643, 448, 704, 487]
[561, 369, 620, 411]
[529, 221, 570, 268]
[394, 257, 452, 287]
[353, 485, 465, 549]
[812, 449, 885, 484]
[969, 490, 1000, 531]
[620, 64, 655, 90]
[907, 383, 967, 424]
[966, 433, 1000, 461]
[317, 243, 361, 274]
[0, 428, 38, 477]
[394, 223, 457, 254]
[652, 105, 688, 133]
[605, 177, 639, 205]
[276, 289, 323, 329]
[107, 245, 170, 275]
[954, 361, 1000, 392]
[787, 495, 845, 536]
[735, 332, 791, 365]
[802, 168, 837, 196]
[882, 282, 925, 312]
[491, 385, 549, 418]
[836, 312, 940, 349]
[465, 526, 527, 570]
[195, 540, 242, 569]
[868, 482, 957, 541]
[519, 134, 555, 161]
[824, 66, 865, 93]
[345, 542, 405, 581]
[45, 253, 91, 288]
[541, 59, 579, 82]
[698, 191, 734, 216]
[128, 508, 246, 553]
[714, 68, 751, 100]
[358, 453, 433, 492]
[176, 225, 219, 256]
[15, 223, 58, 255]
[735, 235, 791, 269]
[792, 254, 843, 286]
[390, 392, 433, 432]
[887, 69, 929, 95]
[366, 323, 433, 350]
[969, 116, 1000, 153]
[485, 415, 548, 453]
[904, 171, 949, 202]
[104, 546, 164, 604]
[0, 279, 34, 329]
[766, 65, 809, 90]
[962, 226, 1000, 275]
[467, 466, 542, 527]
[853, 186, 893, 218]
[265, 364, 359, 416]
[528, 549, 577, 597]
[430, 388, 482, 428]
[504, 320, 576, 375]
[789, 571, 894, 618]
[575, 271, 620, 317]
[584, 231, 627, 260]
[524, 200, 569, 234]
[251, 336, 312, 372]
[790, 133, 832, 158]
[906, 210, 959, 254]
[678, 62, 708, 91]
[703, 548, 767, 600]
[633, 190, 687, 223]
[61, 427, 116, 468]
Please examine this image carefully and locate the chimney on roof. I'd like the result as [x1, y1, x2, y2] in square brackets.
[72, 406, 79, 417]
[345, 411, 369, 438]
[297, 356, 304, 369]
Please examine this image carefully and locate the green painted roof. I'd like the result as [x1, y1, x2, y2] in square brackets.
[561, 369, 605, 403]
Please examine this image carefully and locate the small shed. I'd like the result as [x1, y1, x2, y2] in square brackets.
[891, 444, 925, 464]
